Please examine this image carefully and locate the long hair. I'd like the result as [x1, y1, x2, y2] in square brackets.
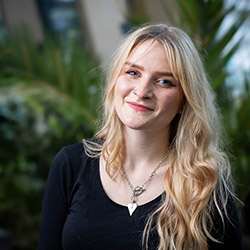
[84, 24, 232, 250]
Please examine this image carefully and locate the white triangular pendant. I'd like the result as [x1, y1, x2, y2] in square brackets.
[128, 202, 137, 216]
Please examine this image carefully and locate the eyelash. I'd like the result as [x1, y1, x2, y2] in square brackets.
[125, 70, 175, 87]
[156, 79, 175, 87]
[125, 70, 140, 77]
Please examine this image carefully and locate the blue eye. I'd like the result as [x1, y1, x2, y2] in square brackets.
[157, 79, 175, 87]
[125, 70, 139, 77]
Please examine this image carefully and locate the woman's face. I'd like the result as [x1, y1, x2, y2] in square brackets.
[114, 39, 183, 134]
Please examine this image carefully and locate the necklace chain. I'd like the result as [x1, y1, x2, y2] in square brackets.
[121, 154, 168, 205]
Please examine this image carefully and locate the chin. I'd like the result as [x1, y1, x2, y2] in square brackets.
[124, 121, 156, 131]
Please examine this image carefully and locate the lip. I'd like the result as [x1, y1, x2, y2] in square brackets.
[127, 101, 154, 112]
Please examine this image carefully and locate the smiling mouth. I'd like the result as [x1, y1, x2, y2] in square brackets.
[127, 102, 154, 112]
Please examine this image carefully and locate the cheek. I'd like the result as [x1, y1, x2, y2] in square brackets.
[160, 92, 183, 112]
[114, 76, 132, 100]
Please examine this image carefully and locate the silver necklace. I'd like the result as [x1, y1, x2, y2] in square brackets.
[121, 155, 167, 216]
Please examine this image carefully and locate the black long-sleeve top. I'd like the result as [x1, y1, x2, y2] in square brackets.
[38, 142, 243, 250]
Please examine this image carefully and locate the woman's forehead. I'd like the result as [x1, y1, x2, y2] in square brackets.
[126, 40, 166, 64]
[128, 39, 159, 58]
[124, 39, 177, 77]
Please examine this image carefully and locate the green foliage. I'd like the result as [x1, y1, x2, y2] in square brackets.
[161, 0, 248, 91]
[0, 30, 101, 249]
[223, 75, 250, 199]
[125, 0, 150, 28]
[0, 30, 101, 124]
[0, 157, 43, 249]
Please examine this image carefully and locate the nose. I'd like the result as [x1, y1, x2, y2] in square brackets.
[133, 77, 153, 99]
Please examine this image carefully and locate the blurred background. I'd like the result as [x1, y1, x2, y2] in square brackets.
[0, 0, 249, 249]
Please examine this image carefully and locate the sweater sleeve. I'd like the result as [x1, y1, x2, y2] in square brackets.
[38, 147, 76, 250]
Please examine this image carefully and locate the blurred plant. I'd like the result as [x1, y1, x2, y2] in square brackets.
[0, 29, 101, 126]
[161, 0, 248, 90]
[124, 0, 150, 30]
[223, 74, 250, 199]
[0, 30, 101, 249]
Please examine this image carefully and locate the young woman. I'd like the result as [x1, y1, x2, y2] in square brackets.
[38, 24, 243, 250]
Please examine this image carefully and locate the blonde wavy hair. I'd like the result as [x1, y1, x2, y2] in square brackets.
[84, 24, 232, 250]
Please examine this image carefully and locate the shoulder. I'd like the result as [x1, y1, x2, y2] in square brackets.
[60, 142, 86, 161]
[53, 142, 86, 168]
[48, 141, 100, 195]
[60, 140, 101, 165]
[50, 141, 96, 182]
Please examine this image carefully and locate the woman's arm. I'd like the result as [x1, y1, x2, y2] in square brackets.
[38, 148, 74, 250]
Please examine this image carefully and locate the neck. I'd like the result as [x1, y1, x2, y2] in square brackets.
[123, 127, 169, 171]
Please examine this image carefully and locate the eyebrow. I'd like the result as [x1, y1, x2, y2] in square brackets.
[124, 61, 174, 77]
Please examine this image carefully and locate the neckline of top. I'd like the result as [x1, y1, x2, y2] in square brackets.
[95, 157, 164, 209]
